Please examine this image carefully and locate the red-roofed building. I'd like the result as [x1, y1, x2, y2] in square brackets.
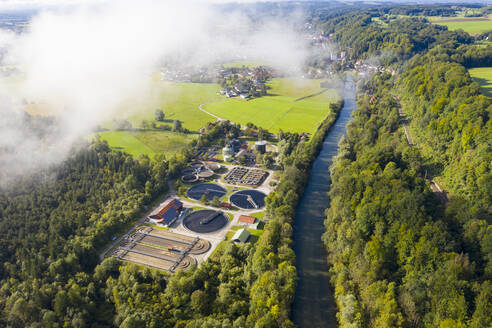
[148, 199, 183, 227]
[238, 215, 260, 229]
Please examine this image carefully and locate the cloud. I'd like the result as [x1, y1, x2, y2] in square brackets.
[0, 0, 309, 185]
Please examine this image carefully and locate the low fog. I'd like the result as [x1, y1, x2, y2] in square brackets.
[0, 0, 311, 185]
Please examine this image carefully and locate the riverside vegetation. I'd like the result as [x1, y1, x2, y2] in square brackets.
[320, 7, 491, 328]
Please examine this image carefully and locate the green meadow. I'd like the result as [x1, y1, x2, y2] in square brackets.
[6, 69, 339, 158]
[97, 130, 197, 159]
[373, 14, 492, 35]
[429, 16, 492, 35]
[95, 77, 221, 159]
[204, 78, 339, 134]
[124, 78, 223, 131]
[469, 67, 492, 97]
[106, 76, 339, 158]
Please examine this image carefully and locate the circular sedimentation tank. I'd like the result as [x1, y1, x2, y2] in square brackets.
[206, 162, 221, 171]
[186, 183, 227, 201]
[183, 210, 228, 233]
[197, 169, 214, 179]
[181, 174, 198, 184]
[230, 189, 266, 209]
[182, 167, 196, 175]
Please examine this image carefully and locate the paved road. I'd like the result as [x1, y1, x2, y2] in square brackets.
[199, 103, 224, 121]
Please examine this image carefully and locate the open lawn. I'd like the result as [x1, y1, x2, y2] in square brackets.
[125, 79, 223, 131]
[469, 67, 492, 97]
[204, 78, 339, 134]
[427, 15, 492, 34]
[373, 14, 492, 35]
[97, 130, 196, 159]
[7, 68, 339, 158]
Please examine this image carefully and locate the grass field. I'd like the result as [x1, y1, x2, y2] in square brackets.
[4, 68, 339, 158]
[204, 78, 339, 134]
[373, 14, 492, 35]
[469, 67, 492, 97]
[428, 15, 492, 35]
[97, 130, 197, 159]
[125, 78, 223, 131]
[96, 77, 220, 159]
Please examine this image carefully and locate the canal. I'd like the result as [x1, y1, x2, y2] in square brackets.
[292, 79, 356, 327]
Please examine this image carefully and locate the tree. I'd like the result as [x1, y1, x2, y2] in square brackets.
[172, 120, 182, 132]
[191, 290, 209, 314]
[238, 155, 247, 165]
[114, 119, 132, 130]
[140, 120, 150, 130]
[200, 194, 208, 204]
[155, 109, 164, 121]
[211, 196, 221, 208]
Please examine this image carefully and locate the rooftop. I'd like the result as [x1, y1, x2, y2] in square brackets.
[238, 215, 256, 224]
[231, 228, 250, 243]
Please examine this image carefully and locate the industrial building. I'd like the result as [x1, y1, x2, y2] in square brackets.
[148, 199, 183, 227]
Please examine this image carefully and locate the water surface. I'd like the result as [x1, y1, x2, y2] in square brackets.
[292, 80, 356, 327]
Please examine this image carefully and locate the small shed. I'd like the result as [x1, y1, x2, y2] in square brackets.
[231, 228, 250, 243]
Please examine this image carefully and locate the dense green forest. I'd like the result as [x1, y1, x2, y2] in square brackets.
[321, 7, 491, 328]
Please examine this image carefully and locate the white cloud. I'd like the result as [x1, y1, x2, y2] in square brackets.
[0, 0, 309, 184]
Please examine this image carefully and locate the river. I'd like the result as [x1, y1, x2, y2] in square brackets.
[292, 79, 356, 327]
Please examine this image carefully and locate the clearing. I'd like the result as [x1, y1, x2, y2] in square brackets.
[469, 67, 492, 97]
[97, 130, 197, 159]
[427, 14, 492, 34]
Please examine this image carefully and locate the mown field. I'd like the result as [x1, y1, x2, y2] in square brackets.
[373, 14, 492, 35]
[94, 76, 222, 159]
[469, 67, 492, 97]
[204, 78, 339, 134]
[428, 15, 492, 34]
[125, 77, 223, 131]
[97, 130, 197, 159]
[4, 68, 339, 158]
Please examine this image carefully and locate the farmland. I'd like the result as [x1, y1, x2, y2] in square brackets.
[428, 15, 492, 34]
[469, 67, 492, 97]
[204, 78, 340, 134]
[4, 67, 339, 158]
[97, 130, 197, 159]
[99, 76, 340, 157]
[125, 78, 223, 131]
[373, 13, 492, 35]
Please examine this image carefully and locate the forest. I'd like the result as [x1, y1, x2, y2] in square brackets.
[322, 7, 491, 328]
